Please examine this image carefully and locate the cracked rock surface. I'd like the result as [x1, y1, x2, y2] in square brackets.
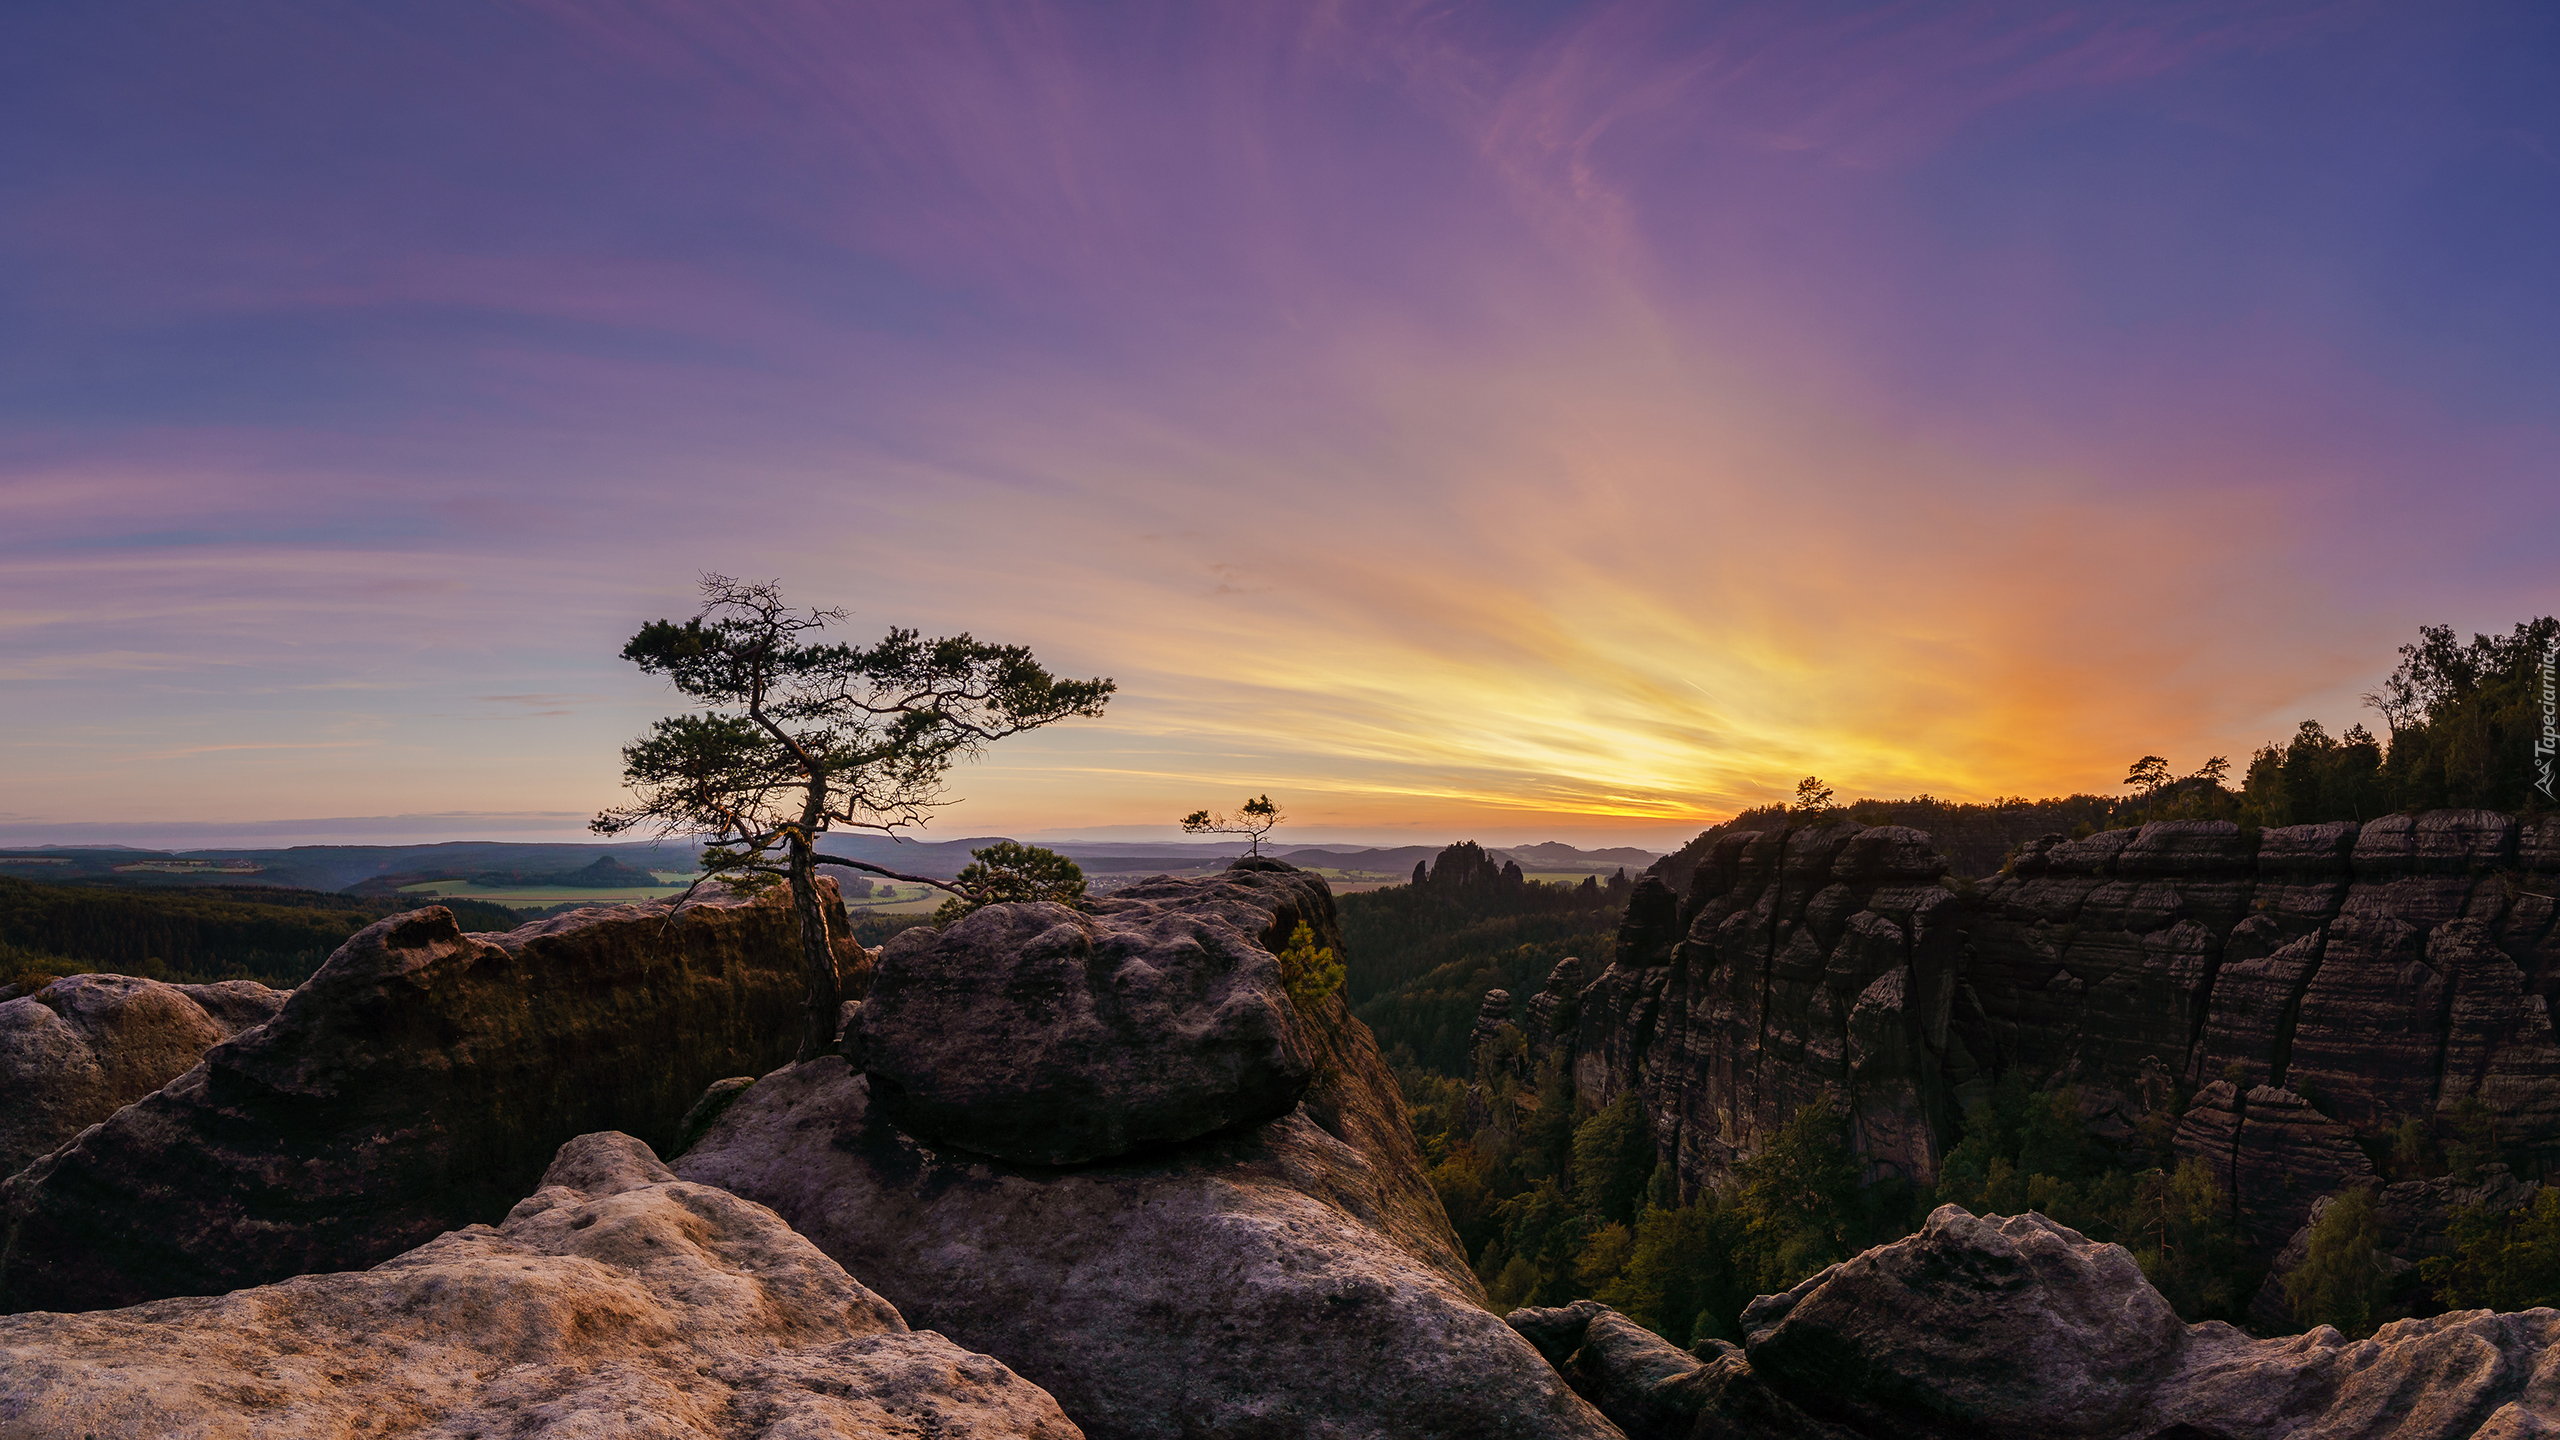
[0, 1131, 1082, 1439]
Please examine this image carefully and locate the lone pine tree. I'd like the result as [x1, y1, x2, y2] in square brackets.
[595, 574, 1113, 1060]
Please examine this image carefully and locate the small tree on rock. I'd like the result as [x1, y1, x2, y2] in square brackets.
[1792, 776, 1836, 815]
[1276, 921, 1343, 1018]
[1182, 793, 1285, 857]
[594, 575, 1113, 1060]
[930, 840, 1089, 923]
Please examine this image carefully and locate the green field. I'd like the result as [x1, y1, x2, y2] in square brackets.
[847, 882, 945, 915]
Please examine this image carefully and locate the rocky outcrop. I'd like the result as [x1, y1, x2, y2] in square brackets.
[1573, 823, 1967, 1191]
[1, 885, 836, 1313]
[1558, 812, 2560, 1275]
[1524, 955, 1584, 1065]
[1963, 813, 2556, 1150]
[1519, 1205, 2560, 1439]
[850, 864, 1319, 1164]
[2172, 1081, 2381, 1257]
[679, 861, 1620, 1440]
[1511, 1298, 1847, 1439]
[0, 1131, 1081, 1438]
[0, 974, 286, 1178]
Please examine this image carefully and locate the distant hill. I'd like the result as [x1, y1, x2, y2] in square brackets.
[0, 876, 527, 990]
[0, 842, 701, 894]
[0, 835, 1661, 894]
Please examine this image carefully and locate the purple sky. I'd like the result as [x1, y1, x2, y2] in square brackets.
[4, 0, 2554, 849]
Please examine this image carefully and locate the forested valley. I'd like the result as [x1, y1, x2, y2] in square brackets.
[1352, 616, 2560, 1346]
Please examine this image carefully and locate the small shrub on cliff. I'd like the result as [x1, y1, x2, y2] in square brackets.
[1732, 1103, 1867, 1289]
[2424, 1187, 2560, 1312]
[2130, 1160, 2237, 1319]
[2283, 1186, 2392, 1336]
[929, 841, 1089, 923]
[1276, 922, 1344, 1017]
[1568, 1091, 1658, 1226]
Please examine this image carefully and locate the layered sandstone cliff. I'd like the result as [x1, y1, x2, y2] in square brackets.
[1539, 812, 2560, 1280]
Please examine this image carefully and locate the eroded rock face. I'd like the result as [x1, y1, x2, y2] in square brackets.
[0, 1132, 1081, 1439]
[679, 1062, 1611, 1440]
[0, 974, 286, 1178]
[852, 861, 1319, 1164]
[1520, 1205, 2560, 1440]
[1578, 822, 1970, 1192]
[1, 886, 830, 1313]
[1564, 812, 2560, 1281]
[680, 863, 1619, 1440]
[2172, 1081, 2381, 1258]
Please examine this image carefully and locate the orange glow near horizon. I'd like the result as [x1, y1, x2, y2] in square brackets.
[2, 3, 2548, 851]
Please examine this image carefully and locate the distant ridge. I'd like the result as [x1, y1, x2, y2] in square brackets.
[0, 835, 1660, 891]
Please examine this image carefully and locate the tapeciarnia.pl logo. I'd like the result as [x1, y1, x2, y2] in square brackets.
[2539, 636, 2557, 802]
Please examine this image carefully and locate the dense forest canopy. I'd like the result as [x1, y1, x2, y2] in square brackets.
[0, 879, 527, 991]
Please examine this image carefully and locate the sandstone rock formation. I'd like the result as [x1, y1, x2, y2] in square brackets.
[1554, 812, 2560, 1281]
[1, 885, 841, 1313]
[851, 863, 1318, 1164]
[2172, 1080, 2382, 1258]
[680, 861, 1621, 1440]
[1570, 823, 1966, 1190]
[1517, 1205, 2560, 1439]
[0, 974, 286, 1178]
[0, 1131, 1081, 1439]
[1524, 955, 1584, 1066]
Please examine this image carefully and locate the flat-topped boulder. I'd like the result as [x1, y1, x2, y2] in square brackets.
[0, 1131, 1081, 1439]
[852, 858, 1324, 1165]
[0, 974, 287, 1179]
[1, 885, 835, 1313]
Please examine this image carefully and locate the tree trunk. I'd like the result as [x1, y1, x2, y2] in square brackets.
[787, 832, 841, 1063]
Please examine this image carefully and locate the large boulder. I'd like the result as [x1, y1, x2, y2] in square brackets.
[679, 862, 1620, 1440]
[852, 861, 1320, 1164]
[0, 974, 286, 1178]
[0, 1132, 1081, 1439]
[1521, 1205, 2560, 1439]
[0, 886, 838, 1313]
[1744, 1208, 2187, 1438]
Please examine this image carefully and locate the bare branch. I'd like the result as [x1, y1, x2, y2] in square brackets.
[810, 854, 977, 900]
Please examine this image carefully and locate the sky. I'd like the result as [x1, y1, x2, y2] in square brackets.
[3, 0, 2555, 851]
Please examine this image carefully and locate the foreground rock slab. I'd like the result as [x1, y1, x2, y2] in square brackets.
[2, 887, 836, 1312]
[0, 974, 287, 1179]
[1517, 1204, 2560, 1440]
[0, 1132, 1081, 1439]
